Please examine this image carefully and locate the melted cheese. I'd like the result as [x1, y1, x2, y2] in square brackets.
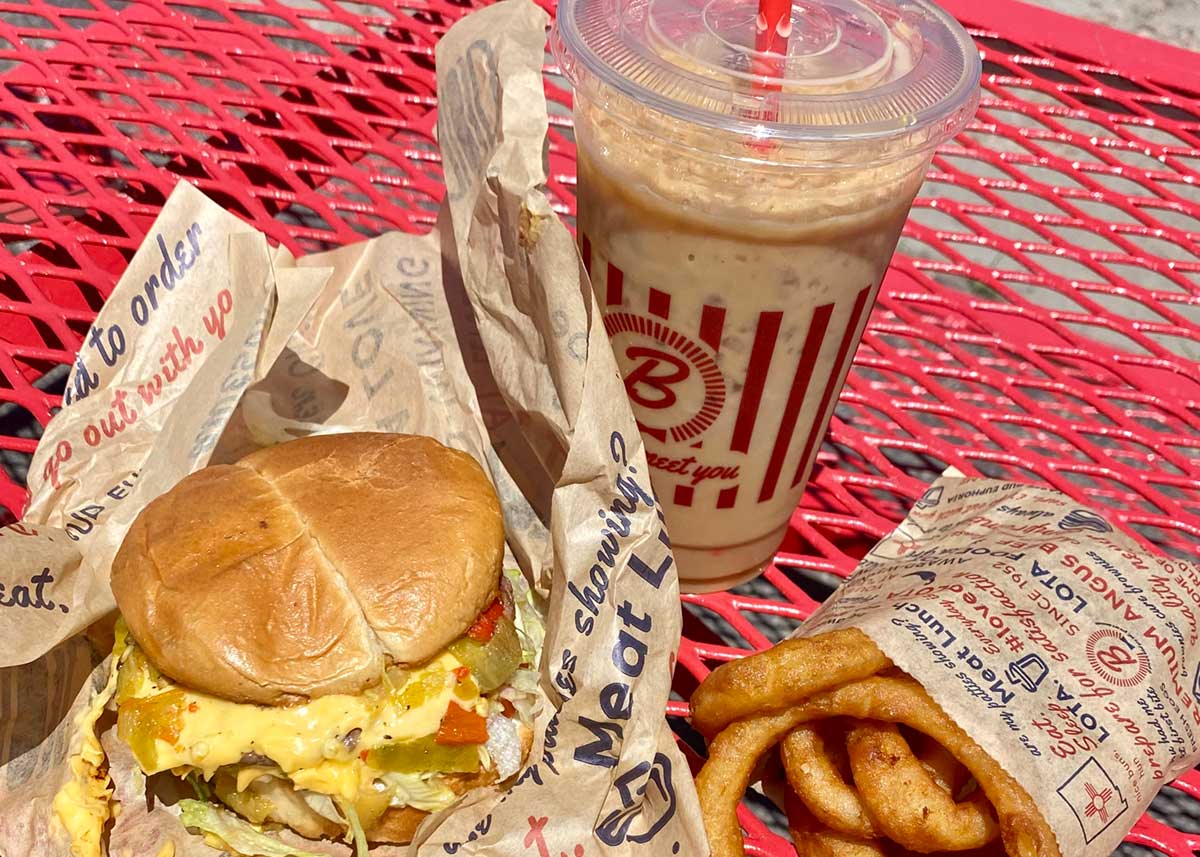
[52, 632, 125, 857]
[235, 766, 279, 792]
[291, 760, 366, 802]
[117, 639, 487, 803]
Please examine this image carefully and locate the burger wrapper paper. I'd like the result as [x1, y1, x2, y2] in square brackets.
[0, 1, 705, 855]
[801, 474, 1200, 856]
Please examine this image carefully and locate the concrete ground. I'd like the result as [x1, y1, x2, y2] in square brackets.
[1030, 0, 1199, 51]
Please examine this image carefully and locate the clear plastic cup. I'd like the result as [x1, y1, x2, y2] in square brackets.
[552, 0, 980, 592]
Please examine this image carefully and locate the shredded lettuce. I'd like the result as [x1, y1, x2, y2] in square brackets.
[178, 799, 323, 857]
[504, 567, 544, 666]
[298, 791, 343, 825]
[340, 802, 369, 857]
[508, 668, 540, 695]
[378, 771, 458, 811]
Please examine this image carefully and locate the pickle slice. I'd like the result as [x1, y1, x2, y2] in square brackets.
[453, 675, 480, 702]
[213, 770, 274, 825]
[354, 785, 392, 831]
[448, 615, 521, 693]
[393, 668, 450, 711]
[367, 737, 480, 774]
[115, 647, 162, 704]
[116, 689, 187, 771]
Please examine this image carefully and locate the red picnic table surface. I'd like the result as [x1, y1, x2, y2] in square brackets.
[0, 0, 1196, 854]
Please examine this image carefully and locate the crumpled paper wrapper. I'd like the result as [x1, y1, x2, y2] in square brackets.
[0, 2, 706, 855]
[802, 473, 1200, 857]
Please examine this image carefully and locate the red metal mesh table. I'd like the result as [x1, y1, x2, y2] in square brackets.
[0, 0, 1196, 854]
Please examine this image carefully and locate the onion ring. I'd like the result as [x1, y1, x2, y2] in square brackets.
[782, 721, 877, 839]
[785, 786, 888, 857]
[694, 676, 1059, 857]
[846, 721, 999, 853]
[911, 731, 970, 798]
[697, 705, 810, 857]
[781, 721, 987, 847]
[689, 629, 891, 737]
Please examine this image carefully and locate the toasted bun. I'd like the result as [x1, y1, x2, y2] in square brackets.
[367, 806, 429, 845]
[366, 725, 533, 844]
[111, 433, 504, 704]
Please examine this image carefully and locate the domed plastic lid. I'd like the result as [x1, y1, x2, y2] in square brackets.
[552, 0, 980, 149]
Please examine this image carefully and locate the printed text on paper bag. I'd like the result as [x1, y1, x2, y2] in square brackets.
[537, 431, 680, 846]
[0, 525, 69, 613]
[42, 228, 233, 496]
[842, 494, 1200, 812]
[64, 223, 205, 407]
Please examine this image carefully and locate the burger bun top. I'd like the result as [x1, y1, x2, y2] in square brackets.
[110, 432, 505, 705]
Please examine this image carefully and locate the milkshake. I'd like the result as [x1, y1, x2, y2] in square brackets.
[553, 0, 980, 590]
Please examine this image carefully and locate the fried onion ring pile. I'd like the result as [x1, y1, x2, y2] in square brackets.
[691, 630, 1060, 857]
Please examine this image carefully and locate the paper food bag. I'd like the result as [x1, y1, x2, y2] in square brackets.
[802, 474, 1200, 857]
[0, 2, 706, 855]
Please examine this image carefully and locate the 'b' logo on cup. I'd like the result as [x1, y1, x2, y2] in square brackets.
[624, 346, 690, 410]
[604, 312, 725, 443]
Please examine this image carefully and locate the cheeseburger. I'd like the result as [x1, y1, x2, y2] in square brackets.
[67, 433, 538, 856]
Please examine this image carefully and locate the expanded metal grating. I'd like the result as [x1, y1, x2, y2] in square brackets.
[0, 1, 1196, 854]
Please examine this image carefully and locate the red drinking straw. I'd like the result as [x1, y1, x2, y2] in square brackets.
[756, 0, 792, 59]
[752, 0, 791, 121]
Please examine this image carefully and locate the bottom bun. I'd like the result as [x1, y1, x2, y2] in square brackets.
[367, 806, 430, 845]
[367, 724, 533, 845]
